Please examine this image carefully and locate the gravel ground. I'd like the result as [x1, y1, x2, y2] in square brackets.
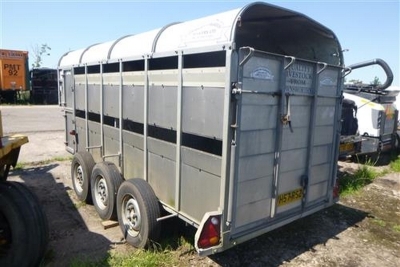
[6, 157, 400, 267]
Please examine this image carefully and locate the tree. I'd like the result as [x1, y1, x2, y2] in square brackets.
[348, 79, 363, 85]
[371, 76, 381, 86]
[31, 44, 51, 68]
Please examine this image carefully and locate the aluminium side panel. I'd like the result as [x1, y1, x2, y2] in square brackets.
[147, 137, 176, 208]
[87, 74, 101, 114]
[122, 131, 144, 179]
[178, 66, 226, 223]
[103, 125, 120, 167]
[74, 76, 85, 111]
[148, 84, 177, 130]
[87, 121, 102, 162]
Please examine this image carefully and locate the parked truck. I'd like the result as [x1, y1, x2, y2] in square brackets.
[58, 2, 379, 255]
[0, 49, 29, 103]
[339, 59, 398, 158]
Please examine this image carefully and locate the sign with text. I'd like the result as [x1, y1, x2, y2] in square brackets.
[285, 62, 314, 95]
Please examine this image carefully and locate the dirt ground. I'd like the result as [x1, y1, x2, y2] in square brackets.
[7, 156, 400, 267]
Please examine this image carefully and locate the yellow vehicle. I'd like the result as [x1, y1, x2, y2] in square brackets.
[0, 111, 48, 266]
[0, 49, 29, 103]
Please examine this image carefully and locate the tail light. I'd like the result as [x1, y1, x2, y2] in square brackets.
[197, 215, 221, 249]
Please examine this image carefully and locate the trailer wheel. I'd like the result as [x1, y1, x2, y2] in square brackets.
[71, 152, 95, 203]
[0, 181, 48, 267]
[91, 162, 124, 220]
[117, 179, 161, 248]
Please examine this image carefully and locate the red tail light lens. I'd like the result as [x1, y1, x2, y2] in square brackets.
[197, 215, 221, 249]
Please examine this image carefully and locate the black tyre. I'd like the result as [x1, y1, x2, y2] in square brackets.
[117, 179, 161, 248]
[0, 181, 48, 267]
[71, 151, 96, 203]
[12, 182, 49, 266]
[394, 133, 400, 154]
[91, 162, 124, 220]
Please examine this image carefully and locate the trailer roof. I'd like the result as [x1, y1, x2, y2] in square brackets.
[58, 2, 343, 67]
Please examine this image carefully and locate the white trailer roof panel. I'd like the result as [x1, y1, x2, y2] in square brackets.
[109, 28, 162, 60]
[59, 2, 342, 68]
[154, 9, 239, 53]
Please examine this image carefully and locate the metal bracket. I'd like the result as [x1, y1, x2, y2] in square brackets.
[281, 94, 293, 132]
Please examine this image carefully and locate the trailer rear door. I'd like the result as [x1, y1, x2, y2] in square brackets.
[230, 48, 341, 237]
[60, 69, 76, 154]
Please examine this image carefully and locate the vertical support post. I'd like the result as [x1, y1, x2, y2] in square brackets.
[0, 110, 3, 148]
[0, 110, 3, 137]
[143, 56, 149, 181]
[221, 48, 235, 226]
[119, 60, 124, 173]
[100, 63, 104, 158]
[271, 56, 293, 218]
[175, 52, 183, 211]
[84, 64, 89, 151]
[302, 62, 323, 209]
[71, 68, 77, 153]
[330, 68, 344, 190]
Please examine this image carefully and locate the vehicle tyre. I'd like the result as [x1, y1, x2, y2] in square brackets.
[12, 182, 49, 266]
[394, 133, 400, 154]
[71, 151, 95, 203]
[91, 162, 124, 220]
[0, 181, 48, 267]
[117, 179, 161, 248]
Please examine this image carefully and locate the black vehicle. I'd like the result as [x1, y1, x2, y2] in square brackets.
[30, 68, 58, 104]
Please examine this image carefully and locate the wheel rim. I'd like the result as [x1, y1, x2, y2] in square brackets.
[121, 195, 141, 237]
[94, 175, 108, 210]
[74, 165, 84, 193]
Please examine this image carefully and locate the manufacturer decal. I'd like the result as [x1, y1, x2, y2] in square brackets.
[251, 67, 274, 81]
[180, 20, 227, 46]
[320, 77, 336, 86]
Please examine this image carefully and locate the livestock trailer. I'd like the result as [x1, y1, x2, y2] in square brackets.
[59, 2, 347, 255]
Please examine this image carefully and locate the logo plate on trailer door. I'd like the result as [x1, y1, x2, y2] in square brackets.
[277, 188, 303, 206]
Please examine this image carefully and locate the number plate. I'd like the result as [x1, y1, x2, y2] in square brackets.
[278, 188, 303, 207]
[340, 143, 354, 153]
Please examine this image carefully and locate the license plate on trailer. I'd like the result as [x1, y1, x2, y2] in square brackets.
[340, 143, 354, 152]
[277, 188, 303, 206]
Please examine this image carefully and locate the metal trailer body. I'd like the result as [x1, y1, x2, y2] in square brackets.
[0, 49, 29, 103]
[58, 2, 344, 255]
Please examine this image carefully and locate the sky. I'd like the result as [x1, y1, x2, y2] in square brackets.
[1, 0, 399, 86]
